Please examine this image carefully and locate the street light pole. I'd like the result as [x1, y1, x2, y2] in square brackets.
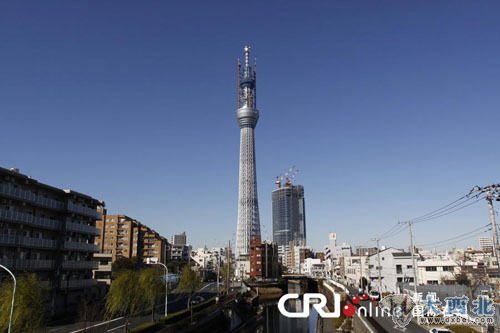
[359, 254, 363, 290]
[0, 264, 16, 333]
[146, 260, 168, 317]
[216, 254, 221, 296]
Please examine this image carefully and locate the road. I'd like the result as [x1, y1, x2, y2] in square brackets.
[342, 283, 428, 333]
[47, 283, 217, 333]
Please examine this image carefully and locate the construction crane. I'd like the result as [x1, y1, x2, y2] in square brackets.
[275, 166, 299, 188]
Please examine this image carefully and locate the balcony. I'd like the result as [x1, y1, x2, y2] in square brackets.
[0, 259, 55, 270]
[66, 221, 100, 235]
[18, 236, 58, 249]
[64, 241, 98, 252]
[0, 184, 65, 210]
[67, 202, 100, 219]
[62, 260, 98, 270]
[60, 279, 97, 290]
[0, 234, 58, 249]
[0, 210, 62, 230]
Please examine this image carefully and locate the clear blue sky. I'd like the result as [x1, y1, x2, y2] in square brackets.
[1, 1, 499, 251]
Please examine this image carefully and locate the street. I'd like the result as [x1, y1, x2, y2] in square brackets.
[47, 283, 217, 333]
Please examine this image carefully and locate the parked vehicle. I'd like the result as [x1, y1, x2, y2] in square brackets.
[429, 328, 453, 333]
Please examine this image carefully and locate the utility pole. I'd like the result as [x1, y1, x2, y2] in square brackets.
[371, 238, 382, 292]
[470, 184, 500, 269]
[486, 190, 500, 268]
[227, 240, 231, 296]
[399, 221, 419, 296]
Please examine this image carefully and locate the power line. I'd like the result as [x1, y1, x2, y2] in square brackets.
[408, 194, 470, 222]
[416, 224, 490, 247]
[377, 222, 406, 240]
[411, 195, 485, 224]
[422, 229, 490, 249]
[380, 224, 409, 241]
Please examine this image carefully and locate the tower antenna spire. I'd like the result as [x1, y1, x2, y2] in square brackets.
[238, 45, 257, 110]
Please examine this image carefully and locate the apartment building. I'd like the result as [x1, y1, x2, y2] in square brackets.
[367, 248, 418, 293]
[170, 232, 191, 262]
[0, 167, 102, 315]
[249, 236, 279, 279]
[95, 213, 168, 266]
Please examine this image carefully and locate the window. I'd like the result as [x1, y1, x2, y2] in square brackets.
[396, 265, 402, 274]
[425, 266, 437, 271]
[427, 280, 439, 285]
[442, 266, 454, 272]
[407, 265, 412, 269]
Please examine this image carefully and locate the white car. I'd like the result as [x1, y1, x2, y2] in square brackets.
[429, 328, 453, 333]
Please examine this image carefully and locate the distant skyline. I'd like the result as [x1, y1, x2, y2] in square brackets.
[1, 1, 500, 251]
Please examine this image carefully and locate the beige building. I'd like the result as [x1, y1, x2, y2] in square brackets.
[0, 167, 103, 315]
[95, 212, 168, 266]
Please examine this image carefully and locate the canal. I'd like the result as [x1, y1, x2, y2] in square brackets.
[253, 299, 320, 333]
[237, 280, 321, 333]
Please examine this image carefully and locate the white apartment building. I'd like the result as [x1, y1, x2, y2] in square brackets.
[191, 247, 225, 271]
[367, 248, 418, 293]
[417, 258, 458, 285]
[301, 258, 326, 278]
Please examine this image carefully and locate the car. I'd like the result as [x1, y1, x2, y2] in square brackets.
[191, 295, 205, 305]
[368, 290, 381, 301]
[429, 328, 453, 333]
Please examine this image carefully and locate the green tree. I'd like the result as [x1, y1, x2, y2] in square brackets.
[112, 257, 146, 277]
[177, 266, 202, 322]
[0, 273, 48, 333]
[105, 270, 145, 332]
[139, 268, 164, 321]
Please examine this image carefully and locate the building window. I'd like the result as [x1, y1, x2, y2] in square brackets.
[442, 266, 454, 272]
[396, 265, 402, 274]
[425, 266, 437, 272]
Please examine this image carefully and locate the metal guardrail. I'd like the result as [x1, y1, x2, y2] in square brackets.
[66, 221, 100, 235]
[0, 234, 58, 249]
[0, 210, 62, 230]
[0, 259, 55, 270]
[0, 185, 100, 219]
[0, 184, 65, 210]
[63, 241, 98, 252]
[67, 202, 100, 219]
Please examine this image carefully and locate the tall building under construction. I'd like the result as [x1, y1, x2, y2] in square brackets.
[272, 178, 306, 263]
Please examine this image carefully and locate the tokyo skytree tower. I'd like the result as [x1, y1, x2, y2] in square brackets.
[235, 46, 261, 259]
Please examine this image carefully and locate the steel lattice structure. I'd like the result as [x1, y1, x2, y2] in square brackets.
[235, 46, 261, 259]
